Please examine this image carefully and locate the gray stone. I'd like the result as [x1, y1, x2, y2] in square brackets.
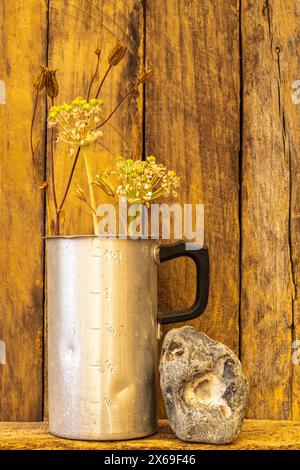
[160, 326, 249, 444]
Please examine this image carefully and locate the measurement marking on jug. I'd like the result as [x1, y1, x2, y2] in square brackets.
[91, 249, 122, 263]
[104, 249, 122, 263]
[105, 324, 119, 337]
[104, 360, 116, 373]
[89, 291, 101, 295]
[88, 360, 117, 374]
[89, 327, 101, 331]
[104, 397, 115, 407]
[104, 287, 112, 301]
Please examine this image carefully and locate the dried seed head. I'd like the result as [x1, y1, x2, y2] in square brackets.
[73, 185, 87, 202]
[33, 66, 46, 92]
[108, 42, 127, 66]
[95, 45, 102, 57]
[137, 68, 152, 85]
[45, 69, 59, 99]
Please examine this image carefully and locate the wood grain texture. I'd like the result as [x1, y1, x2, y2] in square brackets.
[43, 0, 144, 418]
[146, 0, 240, 416]
[241, 0, 300, 419]
[1, 0, 300, 424]
[1, 419, 300, 450]
[0, 1, 46, 420]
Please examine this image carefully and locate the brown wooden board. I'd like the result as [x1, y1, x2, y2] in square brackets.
[1, 419, 300, 450]
[145, 0, 240, 416]
[0, 1, 46, 420]
[240, 0, 300, 419]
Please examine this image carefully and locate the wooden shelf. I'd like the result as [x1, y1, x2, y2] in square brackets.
[0, 419, 300, 450]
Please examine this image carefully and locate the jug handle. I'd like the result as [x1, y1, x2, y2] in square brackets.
[157, 241, 209, 324]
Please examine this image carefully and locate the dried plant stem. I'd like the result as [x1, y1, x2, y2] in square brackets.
[49, 97, 59, 235]
[30, 88, 39, 178]
[95, 64, 112, 99]
[52, 134, 60, 235]
[96, 83, 138, 130]
[45, 187, 51, 236]
[82, 145, 99, 235]
[53, 146, 82, 236]
[87, 53, 101, 100]
[58, 147, 81, 211]
[81, 199, 97, 216]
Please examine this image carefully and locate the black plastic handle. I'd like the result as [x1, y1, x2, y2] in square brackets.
[158, 241, 209, 324]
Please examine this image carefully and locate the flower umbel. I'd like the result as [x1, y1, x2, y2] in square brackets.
[48, 97, 104, 146]
[93, 156, 180, 206]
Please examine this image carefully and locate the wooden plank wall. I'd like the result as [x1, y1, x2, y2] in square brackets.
[0, 0, 299, 421]
[0, 1, 46, 420]
[241, 0, 300, 420]
[146, 0, 240, 417]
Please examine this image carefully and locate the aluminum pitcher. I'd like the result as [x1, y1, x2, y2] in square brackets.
[47, 236, 209, 440]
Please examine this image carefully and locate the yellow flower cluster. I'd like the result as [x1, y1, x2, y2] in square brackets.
[47, 97, 104, 146]
[93, 156, 180, 206]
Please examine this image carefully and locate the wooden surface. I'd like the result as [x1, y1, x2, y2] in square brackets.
[1, 0, 300, 423]
[0, 0, 46, 420]
[1, 419, 300, 450]
[241, 0, 300, 419]
[146, 0, 240, 416]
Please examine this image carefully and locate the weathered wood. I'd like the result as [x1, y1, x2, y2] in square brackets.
[1, 419, 300, 450]
[146, 0, 240, 416]
[241, 0, 300, 419]
[0, 1, 46, 420]
[43, 0, 144, 417]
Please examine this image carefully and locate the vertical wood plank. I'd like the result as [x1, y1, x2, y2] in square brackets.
[241, 0, 299, 419]
[44, 0, 144, 417]
[0, 1, 46, 420]
[146, 0, 240, 416]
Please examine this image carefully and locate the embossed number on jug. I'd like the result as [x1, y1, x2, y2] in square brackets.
[105, 397, 115, 407]
[103, 249, 122, 263]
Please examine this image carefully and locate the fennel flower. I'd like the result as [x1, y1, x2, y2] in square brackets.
[93, 155, 180, 207]
[47, 97, 104, 146]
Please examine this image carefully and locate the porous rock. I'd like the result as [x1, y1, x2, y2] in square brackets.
[160, 326, 249, 444]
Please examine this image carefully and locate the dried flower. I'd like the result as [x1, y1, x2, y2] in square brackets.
[33, 66, 46, 92]
[73, 185, 88, 202]
[45, 69, 59, 99]
[93, 155, 180, 206]
[95, 45, 102, 57]
[108, 42, 127, 66]
[48, 97, 104, 146]
[137, 68, 152, 85]
[73, 184, 97, 217]
[33, 66, 59, 97]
